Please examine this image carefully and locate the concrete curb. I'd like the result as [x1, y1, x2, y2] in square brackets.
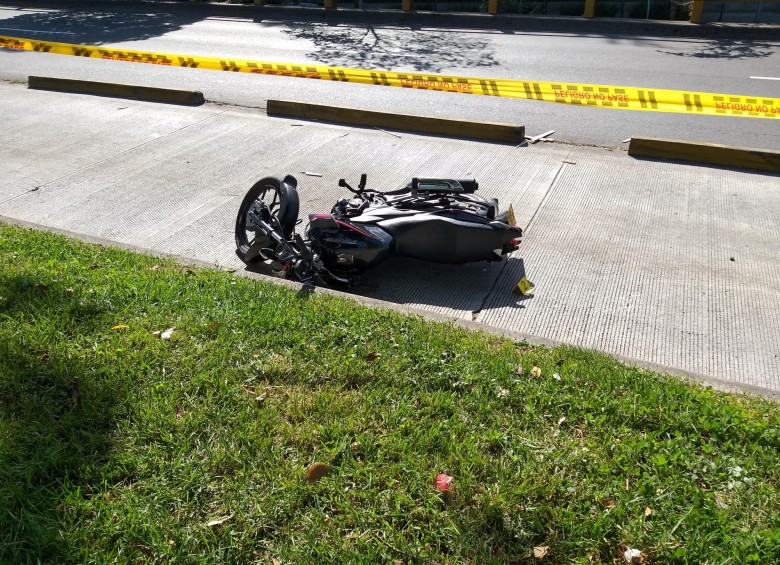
[267, 99, 525, 143]
[628, 136, 780, 173]
[28, 76, 205, 106]
[2, 214, 777, 400]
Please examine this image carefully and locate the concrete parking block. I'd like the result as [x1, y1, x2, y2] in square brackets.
[628, 136, 780, 173]
[267, 99, 526, 143]
[29, 76, 205, 106]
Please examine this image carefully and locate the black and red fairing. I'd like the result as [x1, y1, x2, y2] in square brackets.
[307, 214, 394, 274]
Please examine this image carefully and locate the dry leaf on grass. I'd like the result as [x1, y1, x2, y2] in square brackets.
[306, 462, 330, 483]
[531, 366, 542, 378]
[533, 546, 549, 558]
[134, 544, 154, 557]
[111, 324, 128, 330]
[623, 548, 644, 564]
[241, 385, 287, 403]
[207, 516, 232, 528]
[153, 327, 176, 339]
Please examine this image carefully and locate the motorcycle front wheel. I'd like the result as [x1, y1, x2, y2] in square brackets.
[235, 177, 300, 263]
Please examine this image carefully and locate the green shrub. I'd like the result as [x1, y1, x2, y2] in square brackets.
[629, 0, 672, 19]
[595, 1, 621, 16]
[500, 0, 548, 14]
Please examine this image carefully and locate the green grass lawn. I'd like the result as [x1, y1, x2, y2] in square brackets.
[1, 223, 778, 563]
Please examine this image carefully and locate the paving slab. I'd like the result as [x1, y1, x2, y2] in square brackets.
[481, 156, 780, 391]
[1, 82, 778, 395]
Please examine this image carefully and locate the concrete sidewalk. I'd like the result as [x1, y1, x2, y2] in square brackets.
[1, 82, 778, 396]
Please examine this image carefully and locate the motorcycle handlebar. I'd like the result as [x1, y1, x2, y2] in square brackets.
[338, 178, 362, 195]
[338, 175, 478, 197]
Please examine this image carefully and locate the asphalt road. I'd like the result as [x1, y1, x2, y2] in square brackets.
[1, 0, 779, 148]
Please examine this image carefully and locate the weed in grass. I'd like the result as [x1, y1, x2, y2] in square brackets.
[1, 223, 779, 563]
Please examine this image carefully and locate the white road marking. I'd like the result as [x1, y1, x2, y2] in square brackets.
[749, 76, 780, 81]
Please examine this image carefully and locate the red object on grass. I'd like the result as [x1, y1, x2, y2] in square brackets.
[436, 473, 453, 492]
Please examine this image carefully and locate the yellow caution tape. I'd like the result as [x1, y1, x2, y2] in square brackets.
[3, 34, 778, 119]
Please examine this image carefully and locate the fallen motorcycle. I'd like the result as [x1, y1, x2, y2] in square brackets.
[234, 174, 522, 287]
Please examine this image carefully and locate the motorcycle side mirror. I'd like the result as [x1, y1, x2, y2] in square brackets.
[338, 179, 346, 187]
[358, 174, 367, 190]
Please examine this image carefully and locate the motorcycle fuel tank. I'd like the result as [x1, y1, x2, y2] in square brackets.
[307, 214, 394, 274]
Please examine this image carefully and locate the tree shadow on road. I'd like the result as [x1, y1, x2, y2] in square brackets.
[655, 37, 776, 58]
[0, 3, 499, 72]
[0, 2, 203, 46]
[281, 21, 499, 73]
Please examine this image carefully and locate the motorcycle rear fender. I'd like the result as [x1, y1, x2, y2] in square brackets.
[282, 174, 298, 190]
[277, 176, 300, 238]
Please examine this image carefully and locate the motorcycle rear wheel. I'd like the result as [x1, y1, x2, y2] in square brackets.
[235, 177, 299, 263]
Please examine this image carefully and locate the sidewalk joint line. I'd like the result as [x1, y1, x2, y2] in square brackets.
[524, 148, 573, 233]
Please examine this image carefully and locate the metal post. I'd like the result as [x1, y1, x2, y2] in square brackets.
[324, 0, 337, 8]
[583, 0, 596, 17]
[690, 0, 704, 23]
[402, 0, 414, 11]
[488, 0, 500, 14]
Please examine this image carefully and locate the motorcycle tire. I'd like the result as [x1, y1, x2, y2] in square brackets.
[235, 177, 300, 263]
